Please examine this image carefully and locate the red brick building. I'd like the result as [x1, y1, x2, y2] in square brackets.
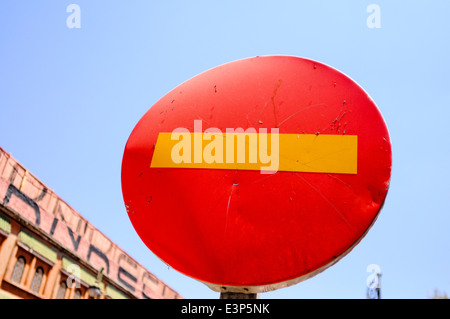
[0, 147, 180, 299]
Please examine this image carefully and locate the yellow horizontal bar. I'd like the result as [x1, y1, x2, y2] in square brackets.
[150, 132, 357, 174]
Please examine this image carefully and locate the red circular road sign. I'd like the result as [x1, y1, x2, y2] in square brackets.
[121, 56, 392, 293]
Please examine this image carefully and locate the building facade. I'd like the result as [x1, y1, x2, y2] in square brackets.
[0, 147, 180, 299]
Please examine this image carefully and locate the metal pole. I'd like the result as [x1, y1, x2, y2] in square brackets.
[376, 272, 381, 299]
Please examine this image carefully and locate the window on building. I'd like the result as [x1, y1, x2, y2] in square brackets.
[56, 281, 67, 299]
[11, 256, 26, 284]
[30, 266, 44, 294]
[73, 289, 82, 299]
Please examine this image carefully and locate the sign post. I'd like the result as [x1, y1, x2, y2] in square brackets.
[121, 56, 392, 298]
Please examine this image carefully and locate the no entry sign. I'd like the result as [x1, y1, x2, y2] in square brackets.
[121, 56, 392, 293]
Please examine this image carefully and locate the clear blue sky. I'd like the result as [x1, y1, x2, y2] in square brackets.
[1, 1, 449, 299]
